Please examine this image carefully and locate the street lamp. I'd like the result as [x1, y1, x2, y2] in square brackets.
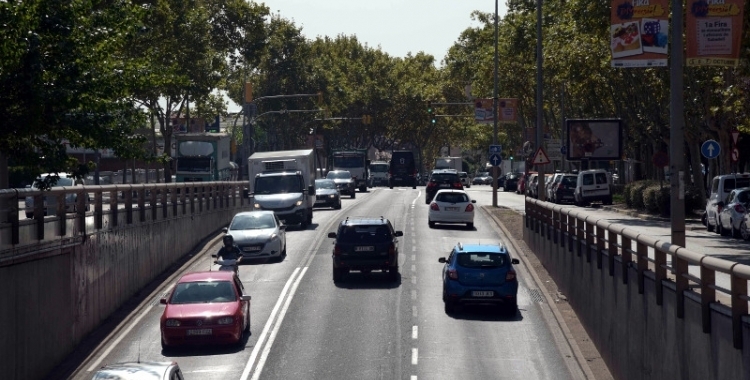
[492, 0, 499, 207]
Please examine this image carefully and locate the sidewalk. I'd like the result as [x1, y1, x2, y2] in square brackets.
[598, 203, 705, 230]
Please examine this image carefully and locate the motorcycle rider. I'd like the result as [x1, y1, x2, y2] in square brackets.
[215, 234, 242, 273]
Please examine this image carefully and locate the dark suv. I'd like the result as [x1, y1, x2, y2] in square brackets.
[327, 216, 403, 282]
[425, 169, 463, 204]
[389, 150, 417, 189]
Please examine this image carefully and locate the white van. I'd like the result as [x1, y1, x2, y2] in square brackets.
[705, 173, 750, 232]
[573, 169, 613, 206]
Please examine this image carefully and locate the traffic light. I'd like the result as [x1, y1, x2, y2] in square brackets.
[427, 101, 433, 114]
[427, 101, 436, 125]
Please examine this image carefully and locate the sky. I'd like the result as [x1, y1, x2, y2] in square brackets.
[262, 0, 508, 62]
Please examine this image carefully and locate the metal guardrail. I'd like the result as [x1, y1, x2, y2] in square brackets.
[524, 198, 749, 350]
[0, 181, 248, 251]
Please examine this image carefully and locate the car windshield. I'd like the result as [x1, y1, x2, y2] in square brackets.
[316, 179, 336, 189]
[327, 171, 351, 180]
[370, 164, 389, 172]
[254, 175, 302, 194]
[737, 190, 750, 204]
[170, 281, 237, 304]
[562, 176, 577, 185]
[337, 225, 390, 244]
[431, 174, 457, 182]
[479, 172, 490, 177]
[436, 192, 468, 203]
[457, 252, 506, 268]
[230, 213, 276, 230]
[332, 155, 364, 168]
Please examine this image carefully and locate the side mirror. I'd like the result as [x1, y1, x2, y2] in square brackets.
[211, 254, 217, 258]
[394, 231, 403, 237]
[511, 258, 520, 265]
[279, 224, 287, 230]
[438, 257, 447, 263]
[327, 232, 337, 238]
[241, 295, 252, 301]
[160, 298, 167, 305]
[222, 227, 228, 233]
[471, 200, 476, 203]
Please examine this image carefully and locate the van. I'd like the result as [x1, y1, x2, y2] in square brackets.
[573, 169, 613, 206]
[389, 150, 417, 189]
[705, 173, 750, 232]
[368, 161, 389, 187]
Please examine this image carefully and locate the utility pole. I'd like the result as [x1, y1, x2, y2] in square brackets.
[535, 0, 545, 201]
[492, 0, 499, 207]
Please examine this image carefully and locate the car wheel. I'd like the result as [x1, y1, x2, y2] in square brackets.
[333, 267, 345, 283]
[741, 221, 750, 241]
[701, 212, 707, 226]
[707, 217, 715, 232]
[351, 192, 356, 199]
[388, 267, 399, 281]
[504, 298, 518, 316]
[428, 221, 435, 228]
[244, 309, 251, 333]
[731, 221, 740, 238]
[334, 202, 342, 210]
[467, 222, 474, 229]
[717, 218, 727, 236]
[160, 336, 171, 351]
[444, 301, 457, 314]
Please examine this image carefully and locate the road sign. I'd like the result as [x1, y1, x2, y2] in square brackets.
[732, 147, 739, 162]
[732, 130, 740, 145]
[489, 153, 503, 167]
[489, 144, 502, 155]
[701, 140, 720, 159]
[531, 147, 551, 165]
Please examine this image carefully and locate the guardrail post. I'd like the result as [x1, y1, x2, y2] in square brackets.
[94, 191, 103, 230]
[150, 186, 158, 221]
[76, 187, 86, 235]
[730, 266, 748, 349]
[585, 219, 594, 263]
[9, 192, 19, 244]
[637, 241, 647, 294]
[552, 208, 559, 244]
[110, 190, 118, 227]
[171, 186, 178, 216]
[137, 187, 146, 222]
[576, 215, 584, 257]
[34, 194, 44, 239]
[655, 247, 666, 306]
[700, 261, 714, 333]
[198, 185, 204, 213]
[125, 187, 133, 224]
[596, 224, 605, 269]
[161, 188, 168, 218]
[621, 235, 631, 284]
[674, 249, 688, 318]
[567, 213, 574, 253]
[189, 186, 195, 214]
[56, 193, 66, 236]
[607, 228, 617, 276]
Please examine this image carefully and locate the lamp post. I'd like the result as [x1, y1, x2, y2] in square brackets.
[535, 0, 545, 201]
[492, 0, 499, 207]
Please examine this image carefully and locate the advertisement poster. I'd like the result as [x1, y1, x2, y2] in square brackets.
[474, 98, 517, 124]
[565, 119, 623, 160]
[610, 0, 670, 68]
[686, 0, 745, 66]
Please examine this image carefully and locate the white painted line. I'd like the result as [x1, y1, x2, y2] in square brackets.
[411, 376, 418, 380]
[240, 267, 301, 380]
[411, 348, 418, 365]
[412, 325, 418, 340]
[86, 301, 156, 372]
[250, 267, 309, 380]
[412, 246, 416, 252]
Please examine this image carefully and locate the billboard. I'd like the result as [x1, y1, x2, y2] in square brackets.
[686, 0, 745, 67]
[610, 0, 670, 68]
[474, 98, 518, 124]
[565, 119, 623, 160]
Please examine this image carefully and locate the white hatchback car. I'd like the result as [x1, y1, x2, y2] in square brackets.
[428, 189, 476, 229]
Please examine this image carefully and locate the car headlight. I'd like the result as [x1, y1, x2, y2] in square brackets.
[267, 233, 278, 242]
[329, 194, 335, 199]
[253, 203, 262, 209]
[295, 200, 303, 206]
[165, 319, 181, 327]
[217, 317, 234, 325]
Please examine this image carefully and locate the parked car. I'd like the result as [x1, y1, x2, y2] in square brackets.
[438, 242, 520, 315]
[502, 173, 520, 192]
[517, 173, 529, 194]
[705, 173, 750, 232]
[545, 173, 566, 201]
[459, 171, 471, 188]
[160, 271, 251, 349]
[314, 179, 342, 209]
[551, 174, 578, 204]
[526, 173, 539, 198]
[715, 187, 750, 238]
[428, 189, 476, 229]
[425, 169, 463, 204]
[223, 210, 287, 262]
[327, 216, 403, 282]
[326, 170, 356, 198]
[24, 173, 90, 219]
[472, 172, 492, 185]
[92, 361, 184, 380]
[573, 169, 613, 206]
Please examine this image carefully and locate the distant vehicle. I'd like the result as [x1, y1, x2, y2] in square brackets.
[426, 169, 462, 204]
[175, 132, 234, 182]
[223, 211, 287, 262]
[327, 216, 403, 282]
[573, 169, 613, 206]
[24, 173, 90, 219]
[368, 161, 389, 187]
[551, 174, 578, 204]
[545, 173, 566, 200]
[459, 171, 471, 188]
[472, 172, 491, 185]
[715, 187, 750, 238]
[331, 149, 369, 191]
[315, 179, 342, 209]
[501, 173, 520, 192]
[706, 173, 750, 232]
[434, 156, 462, 172]
[326, 170, 356, 198]
[91, 361, 184, 380]
[428, 189, 476, 229]
[248, 149, 317, 227]
[389, 150, 417, 189]
[438, 242, 520, 315]
[160, 271, 251, 349]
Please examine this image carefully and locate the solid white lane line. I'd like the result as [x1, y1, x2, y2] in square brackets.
[412, 325, 418, 340]
[412, 348, 418, 365]
[250, 267, 309, 380]
[411, 376, 418, 380]
[86, 302, 156, 372]
[240, 267, 301, 380]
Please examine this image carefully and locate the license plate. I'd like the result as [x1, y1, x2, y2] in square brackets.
[243, 246, 262, 252]
[394, 177, 402, 180]
[355, 246, 374, 252]
[445, 207, 459, 211]
[471, 291, 494, 297]
[315, 200, 325, 203]
[440, 184, 450, 188]
[186, 329, 212, 336]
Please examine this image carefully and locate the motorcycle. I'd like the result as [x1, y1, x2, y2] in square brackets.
[211, 254, 241, 275]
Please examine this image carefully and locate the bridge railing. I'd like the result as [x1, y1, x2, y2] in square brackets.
[524, 198, 749, 350]
[0, 181, 249, 258]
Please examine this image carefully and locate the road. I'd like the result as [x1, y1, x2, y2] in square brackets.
[64, 186, 588, 380]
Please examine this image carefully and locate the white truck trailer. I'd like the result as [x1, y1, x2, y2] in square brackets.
[434, 156, 462, 172]
[248, 149, 317, 227]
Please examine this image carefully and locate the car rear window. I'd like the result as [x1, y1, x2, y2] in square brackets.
[431, 174, 458, 182]
[436, 192, 469, 203]
[338, 225, 391, 244]
[726, 178, 750, 191]
[595, 173, 608, 184]
[457, 252, 506, 268]
[561, 176, 577, 185]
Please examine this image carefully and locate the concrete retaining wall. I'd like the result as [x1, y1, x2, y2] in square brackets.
[0, 197, 249, 380]
[524, 217, 750, 380]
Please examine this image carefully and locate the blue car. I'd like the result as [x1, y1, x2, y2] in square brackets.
[438, 242, 520, 314]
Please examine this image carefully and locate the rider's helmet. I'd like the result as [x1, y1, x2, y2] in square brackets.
[222, 234, 234, 247]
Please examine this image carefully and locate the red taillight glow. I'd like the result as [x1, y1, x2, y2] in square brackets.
[506, 270, 517, 281]
[465, 203, 474, 212]
[735, 204, 746, 213]
[447, 269, 458, 280]
[430, 202, 440, 211]
[388, 243, 396, 256]
[453, 182, 463, 189]
[427, 182, 436, 189]
[334, 245, 342, 256]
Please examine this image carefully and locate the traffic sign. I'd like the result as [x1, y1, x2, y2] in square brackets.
[701, 140, 720, 159]
[489, 153, 503, 167]
[732, 148, 739, 162]
[731, 130, 740, 145]
[531, 147, 551, 165]
[489, 145, 502, 155]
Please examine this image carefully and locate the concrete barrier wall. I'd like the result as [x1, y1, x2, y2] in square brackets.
[0, 197, 249, 380]
[524, 217, 750, 380]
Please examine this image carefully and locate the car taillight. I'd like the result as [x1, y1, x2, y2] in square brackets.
[334, 245, 342, 256]
[388, 243, 396, 256]
[717, 205, 723, 213]
[453, 182, 462, 189]
[430, 202, 440, 211]
[427, 182, 436, 189]
[735, 204, 746, 213]
[447, 269, 458, 280]
[506, 270, 517, 282]
[465, 204, 474, 212]
[557, 184, 563, 190]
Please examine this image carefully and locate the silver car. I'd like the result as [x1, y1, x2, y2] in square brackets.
[91, 361, 184, 380]
[716, 187, 750, 238]
[224, 211, 287, 262]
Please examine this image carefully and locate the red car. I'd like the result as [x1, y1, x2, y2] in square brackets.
[160, 271, 251, 349]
